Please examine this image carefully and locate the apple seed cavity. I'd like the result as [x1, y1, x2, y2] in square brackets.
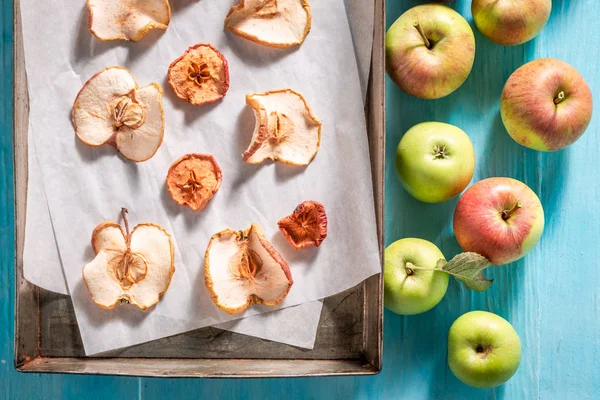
[113, 92, 146, 130]
[187, 61, 212, 87]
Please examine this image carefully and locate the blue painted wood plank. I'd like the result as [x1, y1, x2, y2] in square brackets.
[3, 0, 600, 399]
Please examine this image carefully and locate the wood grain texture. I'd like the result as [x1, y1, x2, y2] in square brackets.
[3, 0, 600, 398]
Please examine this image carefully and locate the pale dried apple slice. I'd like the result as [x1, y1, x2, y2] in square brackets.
[168, 43, 230, 106]
[242, 89, 322, 165]
[205, 223, 293, 314]
[278, 200, 327, 249]
[87, 0, 171, 42]
[83, 208, 175, 310]
[72, 66, 165, 162]
[225, 0, 312, 48]
[166, 153, 223, 212]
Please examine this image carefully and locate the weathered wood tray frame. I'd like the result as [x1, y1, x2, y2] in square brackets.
[14, 0, 386, 377]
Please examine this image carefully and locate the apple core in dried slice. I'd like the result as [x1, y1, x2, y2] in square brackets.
[278, 200, 327, 249]
[72, 66, 165, 162]
[87, 0, 171, 42]
[83, 208, 175, 310]
[205, 223, 293, 314]
[168, 44, 230, 106]
[225, 0, 312, 48]
[166, 153, 223, 212]
[242, 89, 322, 165]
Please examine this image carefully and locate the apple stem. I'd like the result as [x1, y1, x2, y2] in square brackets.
[120, 207, 132, 280]
[502, 202, 522, 221]
[121, 207, 131, 243]
[405, 262, 416, 276]
[554, 91, 565, 105]
[413, 21, 431, 49]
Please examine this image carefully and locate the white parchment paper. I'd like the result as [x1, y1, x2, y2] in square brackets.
[22, 1, 375, 350]
[24, 126, 324, 349]
[21, 0, 380, 355]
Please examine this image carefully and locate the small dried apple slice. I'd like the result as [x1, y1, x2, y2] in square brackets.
[205, 223, 293, 314]
[87, 0, 171, 42]
[242, 89, 322, 165]
[72, 66, 165, 162]
[166, 153, 223, 212]
[225, 0, 312, 48]
[168, 43, 230, 106]
[83, 208, 175, 310]
[278, 200, 328, 249]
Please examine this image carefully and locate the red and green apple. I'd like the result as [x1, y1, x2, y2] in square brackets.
[453, 177, 544, 265]
[385, 4, 475, 99]
[472, 0, 551, 46]
[501, 58, 593, 151]
[395, 122, 475, 203]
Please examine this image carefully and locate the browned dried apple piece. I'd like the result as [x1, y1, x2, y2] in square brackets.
[205, 223, 293, 314]
[166, 153, 223, 212]
[72, 66, 165, 162]
[87, 0, 171, 42]
[278, 201, 327, 249]
[242, 89, 322, 165]
[168, 43, 230, 106]
[225, 0, 312, 48]
[82, 208, 175, 310]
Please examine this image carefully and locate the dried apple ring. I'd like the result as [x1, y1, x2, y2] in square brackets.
[87, 0, 171, 42]
[82, 208, 175, 310]
[205, 223, 293, 314]
[278, 201, 328, 249]
[167, 43, 230, 106]
[225, 0, 312, 48]
[242, 89, 322, 165]
[166, 153, 223, 212]
[72, 66, 166, 162]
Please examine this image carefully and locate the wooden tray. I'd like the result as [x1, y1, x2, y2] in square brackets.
[14, 0, 386, 377]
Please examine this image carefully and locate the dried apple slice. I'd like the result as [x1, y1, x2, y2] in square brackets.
[242, 89, 322, 165]
[87, 0, 171, 42]
[205, 223, 293, 314]
[72, 66, 165, 162]
[168, 43, 230, 106]
[83, 208, 175, 310]
[225, 0, 312, 48]
[278, 201, 327, 249]
[166, 153, 223, 212]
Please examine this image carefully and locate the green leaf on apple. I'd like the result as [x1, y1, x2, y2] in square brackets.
[436, 253, 493, 292]
[410, 252, 493, 292]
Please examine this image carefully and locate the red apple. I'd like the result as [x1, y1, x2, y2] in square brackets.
[453, 178, 544, 265]
[501, 58, 593, 151]
[472, 0, 551, 46]
[386, 4, 475, 99]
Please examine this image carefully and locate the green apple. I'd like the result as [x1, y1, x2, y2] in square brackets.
[384, 238, 449, 315]
[386, 4, 476, 99]
[472, 0, 551, 46]
[395, 122, 475, 203]
[448, 311, 522, 388]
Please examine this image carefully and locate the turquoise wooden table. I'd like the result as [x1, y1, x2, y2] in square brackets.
[2, 0, 599, 398]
